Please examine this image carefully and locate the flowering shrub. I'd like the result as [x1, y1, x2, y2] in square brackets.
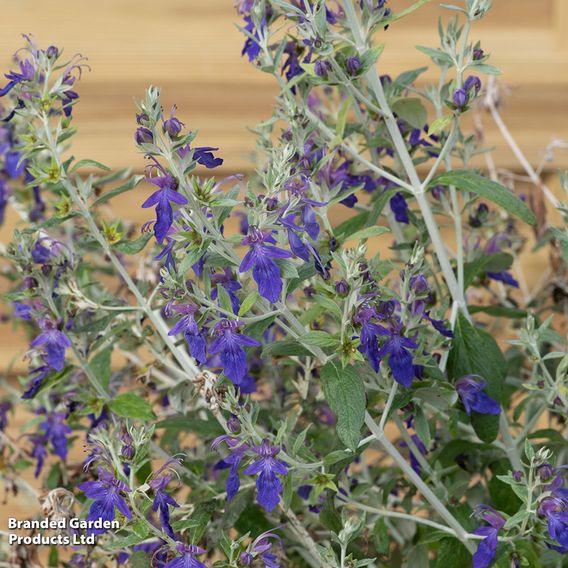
[1, 1, 568, 567]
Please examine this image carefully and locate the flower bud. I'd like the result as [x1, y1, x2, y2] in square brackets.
[46, 45, 59, 59]
[538, 463, 554, 481]
[453, 88, 469, 111]
[464, 75, 482, 96]
[335, 279, 349, 296]
[135, 127, 153, 145]
[163, 116, 183, 137]
[473, 48, 485, 60]
[346, 56, 361, 76]
[314, 59, 332, 78]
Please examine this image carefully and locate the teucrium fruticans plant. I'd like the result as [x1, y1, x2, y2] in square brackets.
[0, 1, 568, 566]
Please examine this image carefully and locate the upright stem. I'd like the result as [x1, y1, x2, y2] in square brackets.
[342, 0, 466, 314]
[364, 412, 476, 554]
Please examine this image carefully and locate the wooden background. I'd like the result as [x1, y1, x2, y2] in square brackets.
[0, 0, 567, 371]
[0, 0, 566, 545]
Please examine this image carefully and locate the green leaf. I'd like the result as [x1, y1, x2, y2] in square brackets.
[262, 339, 313, 358]
[334, 212, 369, 239]
[346, 226, 390, 242]
[463, 252, 514, 289]
[172, 501, 216, 544]
[447, 313, 506, 442]
[156, 415, 225, 437]
[89, 347, 112, 391]
[216, 284, 234, 315]
[113, 233, 152, 255]
[69, 159, 111, 173]
[385, 0, 433, 25]
[93, 175, 144, 206]
[392, 97, 428, 129]
[330, 95, 352, 148]
[238, 291, 259, 317]
[435, 538, 470, 568]
[321, 362, 366, 450]
[108, 393, 156, 421]
[428, 116, 452, 136]
[468, 305, 527, 319]
[299, 331, 341, 349]
[430, 170, 536, 225]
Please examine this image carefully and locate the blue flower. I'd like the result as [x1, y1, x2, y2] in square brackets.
[0, 401, 10, 431]
[376, 320, 418, 388]
[0, 59, 35, 97]
[141, 165, 188, 244]
[209, 320, 260, 384]
[30, 319, 72, 371]
[211, 268, 242, 314]
[168, 304, 207, 364]
[243, 439, 288, 512]
[241, 530, 282, 567]
[354, 307, 383, 373]
[178, 144, 224, 169]
[486, 271, 519, 288]
[453, 88, 469, 111]
[472, 506, 505, 568]
[212, 435, 250, 501]
[390, 192, 409, 224]
[40, 412, 71, 462]
[164, 544, 207, 568]
[455, 376, 500, 415]
[240, 228, 292, 303]
[78, 467, 132, 534]
[22, 365, 50, 400]
[539, 496, 568, 550]
[242, 16, 265, 62]
[150, 475, 180, 539]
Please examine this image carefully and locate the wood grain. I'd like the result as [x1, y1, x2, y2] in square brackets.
[0, 0, 566, 369]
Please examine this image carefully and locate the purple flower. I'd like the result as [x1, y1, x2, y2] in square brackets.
[168, 304, 207, 364]
[5, 151, 25, 178]
[453, 88, 469, 111]
[163, 106, 184, 137]
[209, 320, 260, 384]
[354, 307, 383, 373]
[242, 16, 265, 62]
[472, 506, 506, 568]
[213, 435, 250, 500]
[78, 467, 132, 535]
[243, 439, 288, 512]
[376, 321, 418, 388]
[150, 475, 180, 538]
[135, 127, 154, 145]
[539, 496, 568, 550]
[407, 434, 427, 476]
[211, 268, 242, 314]
[464, 75, 482, 96]
[22, 365, 50, 400]
[390, 192, 409, 224]
[455, 376, 500, 415]
[30, 434, 48, 477]
[30, 320, 72, 371]
[0, 59, 35, 97]
[0, 401, 11, 431]
[241, 530, 282, 567]
[40, 412, 71, 462]
[486, 271, 519, 288]
[164, 544, 207, 568]
[186, 146, 224, 169]
[141, 167, 188, 244]
[240, 228, 292, 303]
[314, 60, 332, 78]
[346, 56, 362, 76]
